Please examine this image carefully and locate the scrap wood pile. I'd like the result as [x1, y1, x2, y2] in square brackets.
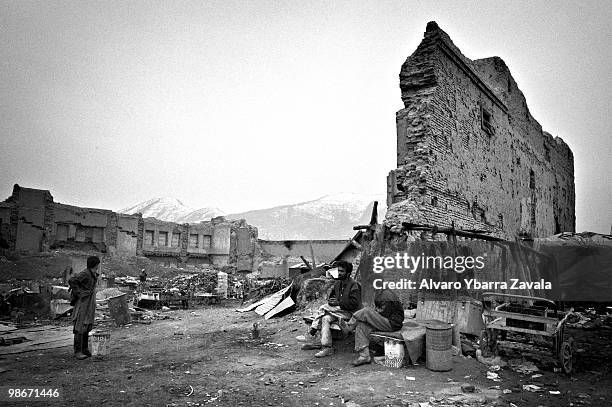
[156, 271, 242, 296]
[565, 307, 612, 330]
[236, 267, 335, 320]
[92, 287, 175, 324]
[236, 283, 297, 320]
[128, 306, 174, 323]
[241, 277, 292, 302]
[163, 272, 218, 293]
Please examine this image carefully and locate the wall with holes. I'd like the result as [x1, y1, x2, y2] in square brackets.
[386, 22, 575, 239]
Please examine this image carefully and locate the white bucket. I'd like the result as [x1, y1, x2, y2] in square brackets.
[90, 332, 111, 358]
[384, 339, 405, 368]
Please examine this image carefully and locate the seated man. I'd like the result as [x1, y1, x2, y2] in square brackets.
[347, 288, 404, 366]
[302, 260, 361, 357]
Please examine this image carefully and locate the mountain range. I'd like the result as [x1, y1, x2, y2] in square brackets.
[119, 193, 386, 240]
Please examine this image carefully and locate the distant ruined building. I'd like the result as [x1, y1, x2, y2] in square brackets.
[385, 22, 575, 239]
[0, 184, 260, 271]
[0, 184, 352, 277]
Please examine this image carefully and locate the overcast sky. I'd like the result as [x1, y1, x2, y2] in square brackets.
[1, 1, 610, 233]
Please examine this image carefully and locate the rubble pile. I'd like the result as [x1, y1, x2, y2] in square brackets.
[96, 287, 127, 301]
[162, 272, 219, 293]
[242, 277, 292, 302]
[566, 308, 612, 330]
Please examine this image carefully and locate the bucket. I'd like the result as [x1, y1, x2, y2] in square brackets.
[426, 321, 453, 371]
[384, 339, 405, 368]
[90, 331, 111, 358]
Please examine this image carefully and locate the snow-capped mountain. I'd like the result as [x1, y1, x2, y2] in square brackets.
[119, 193, 386, 239]
[119, 197, 225, 223]
[227, 193, 387, 240]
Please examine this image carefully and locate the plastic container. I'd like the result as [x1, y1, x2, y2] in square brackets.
[426, 322, 453, 371]
[384, 339, 406, 368]
[91, 331, 111, 358]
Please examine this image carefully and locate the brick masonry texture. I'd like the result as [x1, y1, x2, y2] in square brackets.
[1, 184, 261, 271]
[386, 22, 575, 239]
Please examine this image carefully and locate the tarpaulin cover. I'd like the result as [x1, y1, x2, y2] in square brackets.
[533, 233, 612, 301]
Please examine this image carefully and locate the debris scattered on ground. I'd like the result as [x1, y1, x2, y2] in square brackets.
[522, 384, 542, 392]
[486, 371, 500, 381]
[508, 359, 539, 375]
[96, 287, 127, 301]
[460, 384, 475, 393]
[476, 349, 507, 367]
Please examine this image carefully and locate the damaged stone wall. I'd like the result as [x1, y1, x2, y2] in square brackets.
[141, 216, 235, 267]
[53, 202, 111, 252]
[228, 219, 260, 272]
[116, 214, 140, 256]
[2, 185, 260, 271]
[3, 185, 54, 252]
[0, 202, 13, 250]
[387, 22, 575, 239]
[259, 240, 349, 265]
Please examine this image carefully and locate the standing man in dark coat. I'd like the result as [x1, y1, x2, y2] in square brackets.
[68, 256, 100, 360]
[347, 288, 404, 366]
[302, 260, 362, 358]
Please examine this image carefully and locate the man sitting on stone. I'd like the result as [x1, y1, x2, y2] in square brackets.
[347, 288, 404, 366]
[302, 260, 361, 357]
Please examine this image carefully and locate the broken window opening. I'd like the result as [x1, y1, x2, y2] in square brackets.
[158, 231, 168, 247]
[481, 106, 494, 136]
[171, 233, 181, 247]
[144, 230, 154, 246]
[202, 235, 212, 249]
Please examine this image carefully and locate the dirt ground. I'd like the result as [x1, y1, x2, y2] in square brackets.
[1, 301, 611, 407]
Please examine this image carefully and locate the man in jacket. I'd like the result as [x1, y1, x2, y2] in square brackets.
[68, 256, 100, 360]
[302, 260, 362, 357]
[347, 288, 404, 366]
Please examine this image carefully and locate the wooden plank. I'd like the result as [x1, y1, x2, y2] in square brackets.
[255, 284, 292, 316]
[264, 296, 295, 320]
[236, 297, 269, 312]
[2, 327, 71, 343]
[487, 321, 555, 336]
[484, 310, 557, 325]
[371, 333, 403, 341]
[0, 333, 74, 355]
[0, 324, 17, 334]
[416, 300, 456, 323]
[0, 339, 73, 355]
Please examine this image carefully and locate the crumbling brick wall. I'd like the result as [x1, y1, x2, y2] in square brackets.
[228, 219, 260, 272]
[386, 22, 575, 239]
[5, 185, 54, 252]
[1, 185, 262, 271]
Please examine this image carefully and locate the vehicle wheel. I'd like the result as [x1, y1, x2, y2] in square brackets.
[559, 337, 575, 374]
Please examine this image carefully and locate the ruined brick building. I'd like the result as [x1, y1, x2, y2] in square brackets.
[0, 184, 259, 271]
[385, 22, 575, 239]
[0, 184, 347, 276]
